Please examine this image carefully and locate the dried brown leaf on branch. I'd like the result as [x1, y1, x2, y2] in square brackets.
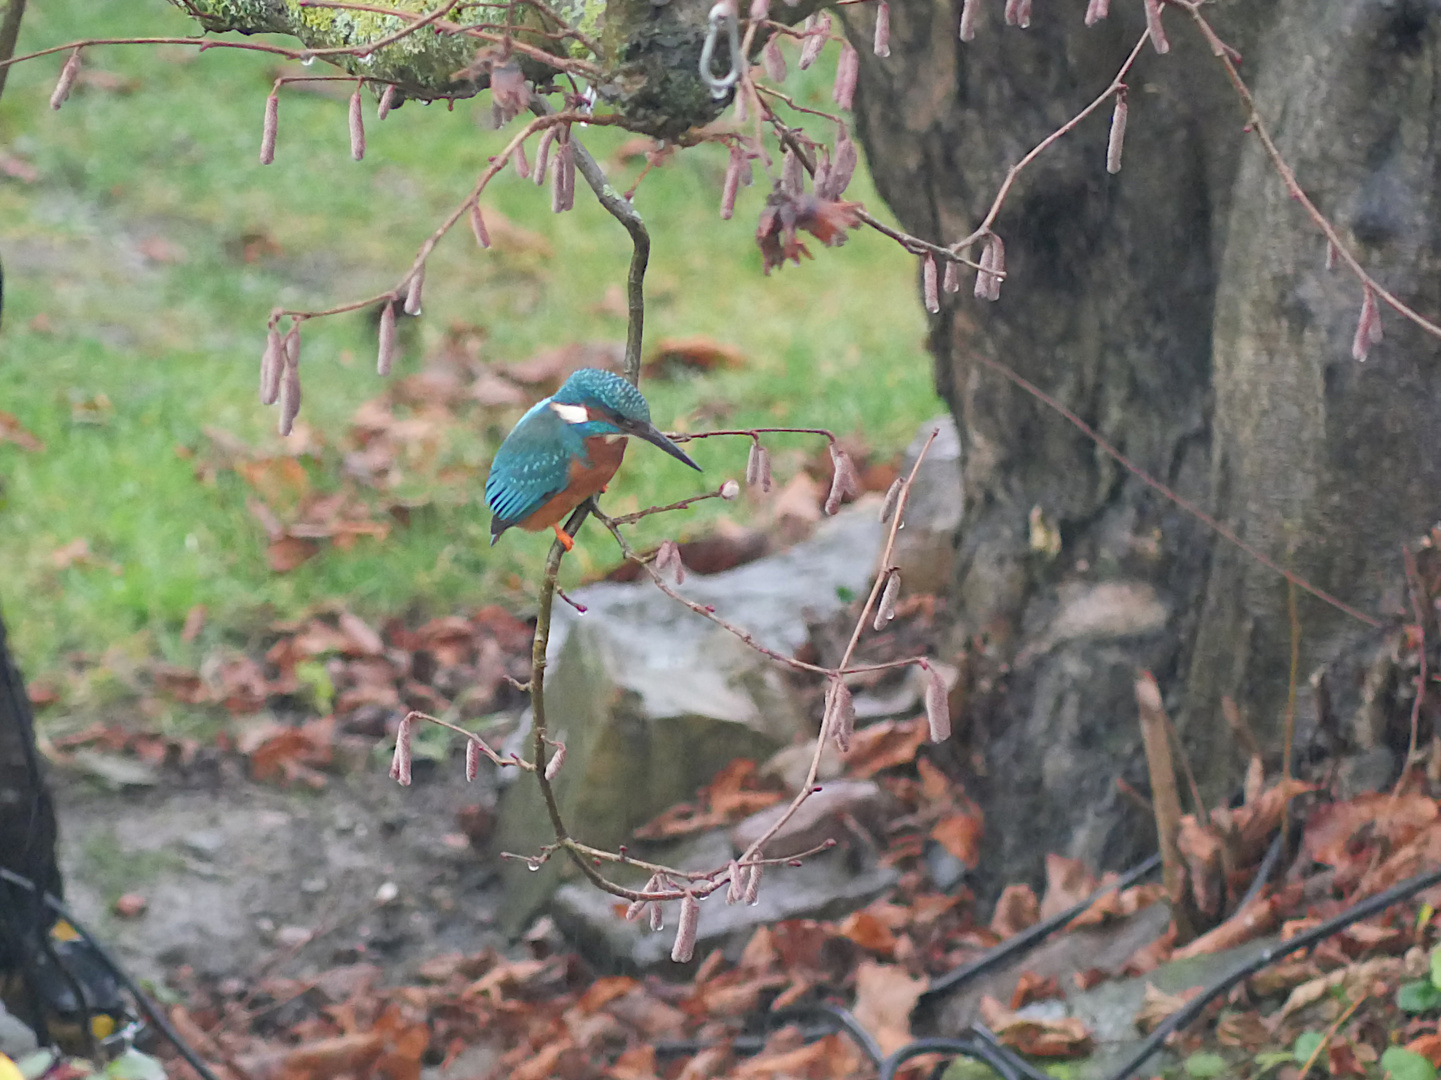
[757, 191, 862, 274]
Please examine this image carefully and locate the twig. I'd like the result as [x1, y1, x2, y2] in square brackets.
[1296, 993, 1366, 1079]
[947, 30, 1152, 256]
[1136, 673, 1196, 942]
[593, 509, 927, 680]
[0, 0, 26, 101]
[1284, 577, 1300, 838]
[734, 429, 940, 867]
[291, 0, 466, 60]
[1175, 0, 1441, 344]
[1397, 544, 1428, 796]
[405, 709, 531, 769]
[606, 485, 731, 525]
[670, 426, 836, 444]
[273, 110, 604, 324]
[293, 0, 603, 75]
[968, 351, 1381, 627]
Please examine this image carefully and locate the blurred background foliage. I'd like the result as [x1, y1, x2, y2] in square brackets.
[0, 0, 936, 688]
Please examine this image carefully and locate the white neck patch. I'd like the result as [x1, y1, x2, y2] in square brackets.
[549, 401, 590, 424]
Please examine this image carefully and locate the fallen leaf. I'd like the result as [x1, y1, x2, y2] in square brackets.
[0, 411, 43, 451]
[267, 534, 321, 573]
[979, 994, 1092, 1057]
[180, 604, 207, 643]
[931, 812, 982, 867]
[643, 335, 746, 379]
[990, 884, 1039, 939]
[1305, 792, 1438, 883]
[1406, 1034, 1441, 1067]
[1355, 821, 1441, 900]
[237, 456, 311, 507]
[0, 152, 38, 182]
[842, 717, 927, 778]
[137, 236, 187, 264]
[1170, 888, 1293, 960]
[852, 961, 925, 1056]
[1010, 972, 1062, 1010]
[838, 911, 897, 957]
[1132, 982, 1201, 1035]
[1040, 854, 1098, 920]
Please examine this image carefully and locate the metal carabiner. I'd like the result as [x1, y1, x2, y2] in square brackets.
[699, 2, 743, 100]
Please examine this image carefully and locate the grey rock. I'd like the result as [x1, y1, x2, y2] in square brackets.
[730, 779, 892, 858]
[1335, 746, 1397, 798]
[892, 417, 963, 596]
[496, 508, 886, 929]
[0, 1003, 37, 1058]
[931, 900, 1277, 1080]
[70, 749, 160, 789]
[759, 738, 844, 793]
[1016, 581, 1170, 667]
[551, 842, 899, 971]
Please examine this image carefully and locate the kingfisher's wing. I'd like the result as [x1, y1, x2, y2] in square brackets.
[485, 403, 576, 541]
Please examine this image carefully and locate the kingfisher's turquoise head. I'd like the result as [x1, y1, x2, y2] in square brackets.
[546, 369, 701, 469]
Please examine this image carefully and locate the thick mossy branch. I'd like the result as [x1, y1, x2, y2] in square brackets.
[169, 0, 572, 99]
[168, 0, 823, 136]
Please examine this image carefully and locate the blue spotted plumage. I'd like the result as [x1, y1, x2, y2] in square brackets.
[485, 369, 700, 548]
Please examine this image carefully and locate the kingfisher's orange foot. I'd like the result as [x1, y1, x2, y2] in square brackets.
[553, 524, 575, 551]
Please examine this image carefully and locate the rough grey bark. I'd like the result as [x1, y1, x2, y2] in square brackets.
[844, 0, 1441, 890]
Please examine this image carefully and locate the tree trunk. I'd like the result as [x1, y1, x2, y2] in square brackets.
[845, 0, 1441, 889]
[0, 603, 62, 968]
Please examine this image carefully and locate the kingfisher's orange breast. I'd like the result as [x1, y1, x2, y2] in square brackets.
[517, 435, 628, 532]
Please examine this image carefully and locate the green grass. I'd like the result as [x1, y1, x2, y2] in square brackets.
[0, 1, 938, 687]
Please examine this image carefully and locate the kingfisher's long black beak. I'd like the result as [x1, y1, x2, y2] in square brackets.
[636, 422, 701, 471]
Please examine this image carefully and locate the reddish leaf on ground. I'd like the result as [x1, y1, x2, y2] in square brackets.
[1133, 983, 1202, 1035]
[1040, 854, 1099, 920]
[0, 411, 43, 452]
[842, 718, 928, 778]
[930, 812, 982, 868]
[642, 336, 746, 378]
[1304, 792, 1439, 885]
[979, 995, 1093, 1058]
[990, 884, 1040, 939]
[1010, 972, 1062, 1010]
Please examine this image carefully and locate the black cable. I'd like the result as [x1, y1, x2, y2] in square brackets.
[1104, 860, 1441, 1080]
[0, 868, 223, 1080]
[879, 1034, 1050, 1080]
[772, 1002, 885, 1066]
[1234, 828, 1287, 914]
[918, 853, 1163, 1007]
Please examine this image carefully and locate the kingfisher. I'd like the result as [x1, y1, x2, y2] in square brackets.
[485, 368, 701, 549]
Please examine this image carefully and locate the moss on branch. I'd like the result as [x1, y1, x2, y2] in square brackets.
[166, 0, 827, 139]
